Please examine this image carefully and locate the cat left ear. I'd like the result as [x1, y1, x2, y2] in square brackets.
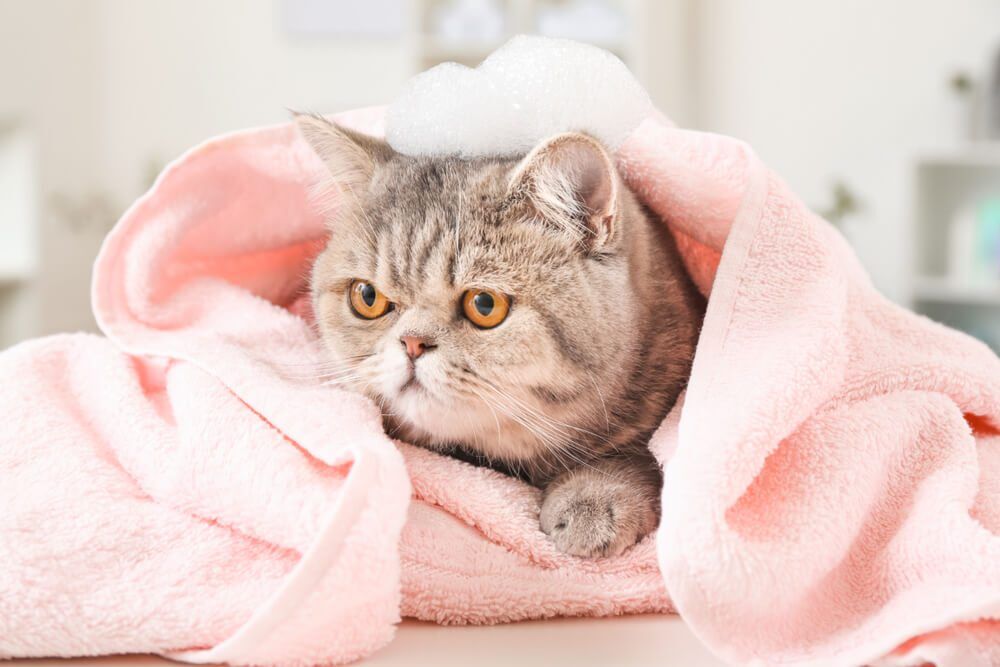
[294, 112, 393, 195]
[508, 133, 619, 252]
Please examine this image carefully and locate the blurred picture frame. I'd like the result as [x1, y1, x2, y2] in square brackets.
[281, 0, 406, 38]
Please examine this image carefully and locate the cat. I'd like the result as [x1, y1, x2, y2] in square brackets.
[296, 114, 705, 558]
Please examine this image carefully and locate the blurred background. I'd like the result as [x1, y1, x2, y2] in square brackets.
[1, 0, 1000, 350]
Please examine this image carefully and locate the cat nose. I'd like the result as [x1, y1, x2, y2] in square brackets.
[400, 335, 436, 360]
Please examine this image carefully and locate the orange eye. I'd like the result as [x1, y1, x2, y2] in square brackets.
[462, 289, 510, 329]
[349, 280, 392, 319]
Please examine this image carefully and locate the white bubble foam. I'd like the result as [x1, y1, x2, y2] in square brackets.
[385, 35, 653, 158]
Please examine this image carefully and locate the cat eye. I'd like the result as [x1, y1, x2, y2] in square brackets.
[462, 289, 510, 329]
[348, 279, 392, 319]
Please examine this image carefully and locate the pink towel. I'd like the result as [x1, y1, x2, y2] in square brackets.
[0, 107, 997, 666]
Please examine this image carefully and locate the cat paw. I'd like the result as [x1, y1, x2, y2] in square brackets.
[539, 468, 657, 558]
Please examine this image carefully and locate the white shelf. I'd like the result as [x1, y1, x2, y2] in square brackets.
[909, 146, 1000, 352]
[913, 277, 1000, 306]
[0, 272, 30, 287]
[419, 34, 630, 63]
[911, 149, 1000, 281]
[411, 0, 644, 73]
[914, 143, 1000, 167]
[419, 36, 507, 62]
[0, 125, 37, 290]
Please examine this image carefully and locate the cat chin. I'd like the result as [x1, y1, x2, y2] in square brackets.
[389, 390, 496, 447]
[387, 391, 549, 463]
[389, 389, 473, 437]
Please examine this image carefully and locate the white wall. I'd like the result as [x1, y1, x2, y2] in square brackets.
[0, 0, 414, 343]
[642, 0, 698, 127]
[0, 0, 104, 340]
[692, 0, 1000, 301]
[93, 0, 412, 205]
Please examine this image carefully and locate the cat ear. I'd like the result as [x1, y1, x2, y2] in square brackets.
[294, 112, 393, 194]
[509, 132, 619, 251]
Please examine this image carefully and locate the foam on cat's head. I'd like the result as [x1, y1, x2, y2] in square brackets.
[385, 35, 652, 158]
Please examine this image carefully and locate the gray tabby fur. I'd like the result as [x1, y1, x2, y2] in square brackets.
[297, 114, 704, 557]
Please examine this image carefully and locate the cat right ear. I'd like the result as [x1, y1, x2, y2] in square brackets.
[293, 112, 392, 194]
[507, 132, 620, 253]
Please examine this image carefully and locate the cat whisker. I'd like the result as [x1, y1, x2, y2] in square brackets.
[479, 387, 588, 475]
[460, 370, 579, 457]
[462, 366, 613, 445]
[276, 354, 375, 382]
[276, 353, 372, 368]
[479, 382, 628, 481]
[486, 381, 606, 445]
[323, 377, 362, 388]
[288, 368, 364, 383]
[586, 369, 612, 435]
[470, 388, 505, 455]
[318, 367, 368, 382]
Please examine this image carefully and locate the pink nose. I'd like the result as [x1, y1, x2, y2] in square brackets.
[400, 335, 435, 360]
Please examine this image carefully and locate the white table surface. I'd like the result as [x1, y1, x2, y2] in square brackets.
[10, 615, 727, 666]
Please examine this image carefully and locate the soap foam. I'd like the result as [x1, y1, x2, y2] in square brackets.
[385, 35, 653, 158]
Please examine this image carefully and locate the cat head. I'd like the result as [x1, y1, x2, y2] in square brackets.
[297, 114, 645, 465]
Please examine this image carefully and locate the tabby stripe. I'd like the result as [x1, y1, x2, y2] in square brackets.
[531, 302, 590, 368]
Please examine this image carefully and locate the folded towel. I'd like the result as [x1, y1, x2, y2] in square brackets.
[621, 120, 1000, 666]
[0, 107, 997, 666]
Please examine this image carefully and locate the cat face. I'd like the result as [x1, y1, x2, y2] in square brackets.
[299, 116, 642, 467]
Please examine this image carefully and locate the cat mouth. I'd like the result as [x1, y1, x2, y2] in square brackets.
[399, 374, 424, 394]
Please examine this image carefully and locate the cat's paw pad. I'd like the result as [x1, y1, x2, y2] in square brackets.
[539, 486, 636, 558]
